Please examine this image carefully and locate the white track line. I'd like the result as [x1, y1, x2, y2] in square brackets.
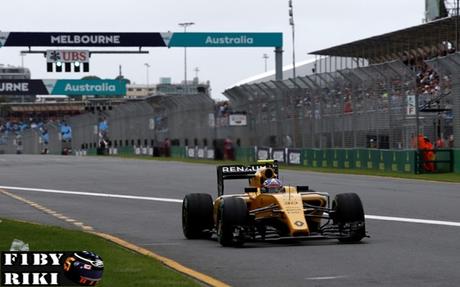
[365, 215, 460, 227]
[0, 185, 183, 203]
[1, 185, 460, 228]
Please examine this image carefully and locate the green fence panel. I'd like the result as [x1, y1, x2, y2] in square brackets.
[313, 149, 324, 168]
[454, 149, 460, 173]
[345, 149, 356, 169]
[301, 149, 307, 166]
[435, 149, 452, 173]
[336, 149, 345, 169]
[369, 150, 381, 170]
[407, 150, 416, 173]
[382, 150, 393, 172]
[325, 149, 334, 168]
[305, 149, 314, 167]
[395, 150, 405, 172]
[455, 149, 460, 173]
[235, 147, 255, 162]
[171, 146, 186, 159]
[356, 149, 369, 169]
[117, 146, 131, 156]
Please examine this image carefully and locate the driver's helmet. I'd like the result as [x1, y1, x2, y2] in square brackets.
[63, 251, 104, 286]
[262, 178, 283, 193]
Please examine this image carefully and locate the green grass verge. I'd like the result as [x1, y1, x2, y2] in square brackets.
[113, 154, 460, 183]
[0, 218, 199, 287]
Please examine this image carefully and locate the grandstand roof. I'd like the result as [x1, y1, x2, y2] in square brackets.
[310, 16, 459, 60]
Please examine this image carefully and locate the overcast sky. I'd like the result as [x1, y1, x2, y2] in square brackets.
[0, 0, 425, 99]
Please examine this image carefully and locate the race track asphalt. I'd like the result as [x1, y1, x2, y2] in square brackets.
[1, 154, 460, 287]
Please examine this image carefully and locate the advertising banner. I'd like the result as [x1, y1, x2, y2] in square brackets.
[288, 149, 302, 165]
[406, 95, 416, 116]
[257, 147, 270, 160]
[271, 148, 286, 163]
[229, 113, 247, 126]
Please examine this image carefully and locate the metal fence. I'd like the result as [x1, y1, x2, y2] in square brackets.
[224, 56, 457, 150]
[69, 93, 216, 154]
[1, 54, 459, 161]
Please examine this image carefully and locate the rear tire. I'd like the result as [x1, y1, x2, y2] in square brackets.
[217, 197, 248, 247]
[182, 193, 213, 239]
[332, 193, 366, 243]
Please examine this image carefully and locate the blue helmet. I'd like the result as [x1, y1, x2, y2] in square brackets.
[63, 251, 104, 286]
[263, 178, 283, 193]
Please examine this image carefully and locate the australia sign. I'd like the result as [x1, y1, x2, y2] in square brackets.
[167, 33, 283, 48]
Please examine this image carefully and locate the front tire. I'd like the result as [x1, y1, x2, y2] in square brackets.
[217, 197, 248, 247]
[182, 193, 213, 239]
[332, 193, 366, 243]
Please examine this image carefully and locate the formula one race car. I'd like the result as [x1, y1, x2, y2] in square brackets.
[182, 160, 366, 247]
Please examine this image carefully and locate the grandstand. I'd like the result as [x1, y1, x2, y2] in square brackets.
[224, 12, 459, 150]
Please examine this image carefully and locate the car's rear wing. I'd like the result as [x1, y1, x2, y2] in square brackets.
[217, 160, 279, 196]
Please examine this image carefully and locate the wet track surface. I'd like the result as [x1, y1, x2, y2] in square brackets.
[1, 155, 460, 286]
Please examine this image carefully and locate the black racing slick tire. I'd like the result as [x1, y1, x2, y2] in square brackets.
[182, 193, 214, 239]
[332, 193, 366, 243]
[217, 197, 248, 247]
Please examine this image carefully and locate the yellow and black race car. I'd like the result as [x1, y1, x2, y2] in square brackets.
[182, 160, 367, 247]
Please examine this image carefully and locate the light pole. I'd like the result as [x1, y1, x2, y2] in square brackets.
[262, 53, 269, 72]
[144, 63, 150, 97]
[456, 0, 459, 51]
[288, 0, 296, 79]
[178, 22, 195, 95]
[144, 63, 150, 86]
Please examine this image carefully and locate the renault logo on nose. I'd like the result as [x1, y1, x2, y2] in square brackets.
[294, 221, 304, 227]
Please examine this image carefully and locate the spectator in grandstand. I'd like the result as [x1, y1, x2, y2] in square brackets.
[164, 138, 171, 157]
[40, 127, 49, 155]
[435, 136, 446, 149]
[99, 117, 109, 134]
[343, 94, 352, 113]
[217, 101, 231, 117]
[223, 138, 234, 161]
[98, 117, 109, 142]
[14, 133, 23, 154]
[40, 127, 49, 145]
[448, 134, 454, 148]
[60, 121, 72, 142]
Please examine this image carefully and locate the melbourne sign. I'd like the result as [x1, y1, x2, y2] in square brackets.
[0, 32, 166, 47]
[0, 31, 283, 48]
[0, 80, 126, 96]
[0, 80, 49, 95]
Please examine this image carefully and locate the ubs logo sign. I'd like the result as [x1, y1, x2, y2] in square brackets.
[46, 50, 90, 63]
